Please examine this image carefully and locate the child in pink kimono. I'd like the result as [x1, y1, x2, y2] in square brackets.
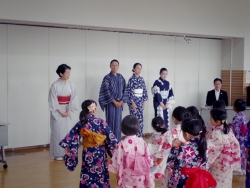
[148, 116, 172, 187]
[108, 115, 155, 188]
[207, 108, 241, 188]
[232, 99, 249, 175]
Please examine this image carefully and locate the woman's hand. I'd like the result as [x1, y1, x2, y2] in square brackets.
[57, 109, 68, 117]
[165, 103, 169, 109]
[132, 101, 137, 111]
[66, 109, 71, 117]
[160, 102, 166, 109]
[143, 101, 146, 109]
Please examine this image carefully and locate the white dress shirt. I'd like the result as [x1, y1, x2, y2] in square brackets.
[215, 89, 220, 100]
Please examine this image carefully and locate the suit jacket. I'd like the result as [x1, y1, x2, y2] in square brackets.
[206, 89, 228, 106]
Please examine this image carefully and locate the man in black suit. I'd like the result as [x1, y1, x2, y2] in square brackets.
[206, 78, 228, 106]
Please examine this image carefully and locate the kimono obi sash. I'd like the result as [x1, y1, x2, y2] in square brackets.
[160, 90, 169, 99]
[123, 153, 150, 175]
[134, 88, 143, 97]
[181, 167, 217, 188]
[58, 96, 71, 105]
[80, 128, 106, 148]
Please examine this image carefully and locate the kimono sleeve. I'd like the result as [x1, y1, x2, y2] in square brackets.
[101, 119, 118, 156]
[99, 76, 114, 111]
[232, 116, 240, 140]
[167, 84, 175, 104]
[152, 80, 163, 103]
[68, 81, 78, 111]
[59, 122, 81, 149]
[144, 141, 154, 167]
[207, 130, 223, 168]
[121, 76, 129, 102]
[59, 122, 81, 171]
[127, 78, 136, 102]
[142, 78, 148, 101]
[48, 83, 60, 111]
[246, 126, 250, 148]
[166, 147, 181, 169]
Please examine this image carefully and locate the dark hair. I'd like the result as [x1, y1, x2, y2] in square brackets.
[56, 64, 71, 77]
[210, 108, 230, 134]
[212, 100, 226, 110]
[234, 99, 246, 112]
[151, 116, 167, 134]
[182, 118, 207, 163]
[121, 115, 140, 136]
[79, 100, 97, 125]
[132, 63, 142, 72]
[172, 106, 187, 122]
[186, 106, 205, 127]
[160, 68, 168, 74]
[110, 59, 119, 65]
[214, 78, 222, 84]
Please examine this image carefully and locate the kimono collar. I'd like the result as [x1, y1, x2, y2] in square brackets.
[236, 111, 244, 116]
[58, 78, 68, 84]
[132, 74, 140, 79]
[110, 71, 118, 77]
[159, 77, 165, 82]
[86, 113, 96, 120]
[213, 124, 224, 131]
[189, 137, 200, 144]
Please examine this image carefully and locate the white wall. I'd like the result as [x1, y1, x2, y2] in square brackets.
[0, 0, 249, 70]
[0, 25, 222, 148]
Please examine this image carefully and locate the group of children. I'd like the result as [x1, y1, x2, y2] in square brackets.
[60, 98, 249, 188]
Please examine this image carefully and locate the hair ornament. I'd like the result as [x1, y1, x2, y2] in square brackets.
[87, 103, 96, 112]
[221, 120, 225, 123]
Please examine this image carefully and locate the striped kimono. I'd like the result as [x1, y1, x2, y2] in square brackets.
[48, 78, 78, 157]
[99, 72, 128, 142]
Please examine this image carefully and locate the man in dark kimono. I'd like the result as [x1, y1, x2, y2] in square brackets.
[99, 59, 128, 141]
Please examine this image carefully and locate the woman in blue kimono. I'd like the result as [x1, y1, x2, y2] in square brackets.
[152, 68, 175, 129]
[127, 63, 148, 137]
[59, 100, 117, 188]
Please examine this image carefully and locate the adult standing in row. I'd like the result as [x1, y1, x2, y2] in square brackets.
[127, 63, 148, 137]
[48, 64, 78, 160]
[99, 60, 128, 142]
[152, 68, 175, 129]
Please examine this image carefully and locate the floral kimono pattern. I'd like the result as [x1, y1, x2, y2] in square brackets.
[108, 135, 155, 188]
[167, 138, 207, 188]
[232, 111, 249, 170]
[207, 125, 241, 188]
[59, 114, 117, 188]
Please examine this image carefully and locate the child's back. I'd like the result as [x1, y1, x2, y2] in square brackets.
[109, 136, 154, 188]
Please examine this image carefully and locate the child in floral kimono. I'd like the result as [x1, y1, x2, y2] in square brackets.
[148, 116, 172, 187]
[232, 99, 249, 175]
[167, 118, 211, 188]
[59, 100, 117, 188]
[207, 108, 241, 188]
[108, 115, 155, 188]
[245, 120, 250, 188]
[171, 106, 187, 143]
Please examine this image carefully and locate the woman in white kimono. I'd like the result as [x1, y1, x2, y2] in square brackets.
[48, 64, 78, 160]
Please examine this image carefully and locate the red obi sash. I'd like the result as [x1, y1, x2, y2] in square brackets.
[58, 96, 71, 105]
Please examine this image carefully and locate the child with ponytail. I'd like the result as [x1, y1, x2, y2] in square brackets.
[167, 118, 215, 188]
[148, 116, 172, 187]
[207, 108, 241, 188]
[59, 100, 117, 188]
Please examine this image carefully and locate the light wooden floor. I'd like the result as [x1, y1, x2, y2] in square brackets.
[0, 139, 246, 188]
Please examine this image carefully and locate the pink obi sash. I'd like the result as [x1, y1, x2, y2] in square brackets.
[58, 96, 71, 105]
[124, 153, 150, 175]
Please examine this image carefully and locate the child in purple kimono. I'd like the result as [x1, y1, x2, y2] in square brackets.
[167, 118, 208, 188]
[232, 99, 249, 175]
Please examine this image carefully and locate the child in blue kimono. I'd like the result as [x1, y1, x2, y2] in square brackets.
[59, 100, 117, 188]
[152, 68, 175, 129]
